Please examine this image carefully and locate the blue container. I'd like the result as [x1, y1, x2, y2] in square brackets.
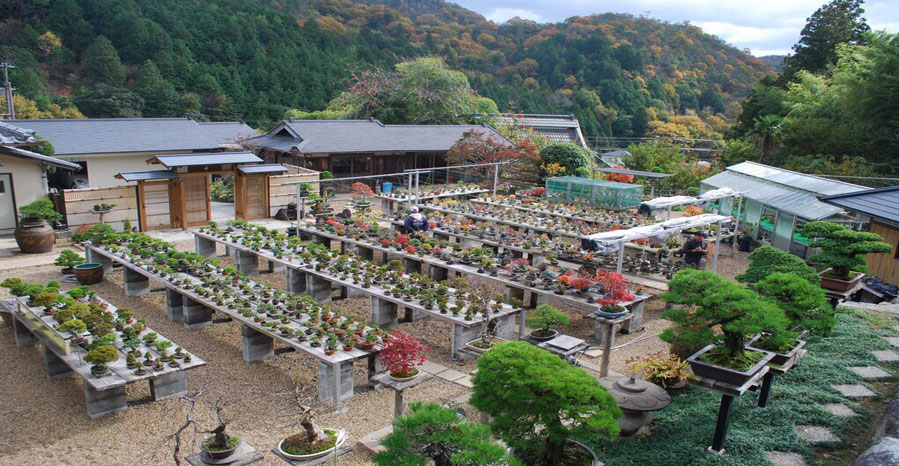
[381, 182, 393, 194]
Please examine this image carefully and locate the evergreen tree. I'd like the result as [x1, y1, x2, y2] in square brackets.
[134, 60, 179, 117]
[782, 0, 870, 79]
[81, 36, 126, 85]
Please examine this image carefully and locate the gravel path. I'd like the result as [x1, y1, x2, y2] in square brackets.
[0, 240, 751, 465]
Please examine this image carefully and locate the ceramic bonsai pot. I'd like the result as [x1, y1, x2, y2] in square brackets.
[746, 336, 807, 367]
[15, 220, 54, 254]
[686, 344, 774, 386]
[74, 263, 104, 285]
[819, 268, 864, 292]
[528, 329, 558, 342]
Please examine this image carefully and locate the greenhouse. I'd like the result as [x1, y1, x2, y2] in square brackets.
[545, 176, 643, 210]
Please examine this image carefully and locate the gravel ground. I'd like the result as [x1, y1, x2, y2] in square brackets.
[0, 240, 750, 465]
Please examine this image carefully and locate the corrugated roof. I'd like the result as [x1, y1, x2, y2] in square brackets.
[237, 164, 287, 174]
[0, 145, 81, 170]
[598, 167, 672, 178]
[248, 119, 512, 154]
[0, 121, 38, 145]
[498, 113, 587, 148]
[115, 170, 179, 181]
[601, 150, 631, 157]
[2, 118, 256, 155]
[701, 163, 867, 220]
[150, 152, 262, 168]
[820, 186, 899, 226]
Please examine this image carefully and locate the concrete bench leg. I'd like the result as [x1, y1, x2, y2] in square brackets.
[529, 253, 544, 267]
[451, 322, 483, 359]
[428, 265, 448, 282]
[195, 235, 217, 259]
[494, 313, 517, 340]
[403, 306, 430, 322]
[307, 274, 332, 303]
[182, 297, 213, 329]
[84, 384, 127, 419]
[318, 361, 354, 404]
[166, 288, 184, 321]
[123, 267, 150, 297]
[594, 320, 620, 345]
[87, 250, 113, 275]
[433, 232, 450, 241]
[149, 371, 188, 401]
[235, 249, 259, 276]
[241, 324, 274, 362]
[287, 269, 307, 294]
[371, 297, 398, 328]
[621, 300, 645, 334]
[43, 345, 74, 380]
[341, 286, 365, 299]
[12, 317, 38, 347]
[403, 258, 422, 275]
[504, 286, 526, 308]
[357, 246, 374, 262]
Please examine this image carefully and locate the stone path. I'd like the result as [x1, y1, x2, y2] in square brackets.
[419, 361, 473, 388]
[848, 366, 893, 379]
[765, 451, 809, 466]
[820, 403, 857, 417]
[873, 350, 899, 362]
[796, 425, 841, 444]
[832, 384, 878, 398]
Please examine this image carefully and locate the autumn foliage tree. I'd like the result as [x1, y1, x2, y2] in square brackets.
[447, 130, 541, 185]
[379, 331, 428, 378]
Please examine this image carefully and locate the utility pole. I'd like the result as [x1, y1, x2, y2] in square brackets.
[1, 61, 15, 120]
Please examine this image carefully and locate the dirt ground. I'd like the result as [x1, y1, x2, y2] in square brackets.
[0, 239, 750, 465]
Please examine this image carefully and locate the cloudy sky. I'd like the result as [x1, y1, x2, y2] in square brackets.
[451, 0, 899, 56]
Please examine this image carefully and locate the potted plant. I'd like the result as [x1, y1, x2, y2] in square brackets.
[54, 250, 84, 274]
[800, 221, 891, 292]
[525, 304, 570, 341]
[200, 408, 241, 460]
[380, 331, 428, 382]
[85, 344, 119, 378]
[660, 269, 785, 386]
[278, 406, 347, 460]
[351, 181, 374, 208]
[627, 351, 690, 389]
[15, 199, 62, 254]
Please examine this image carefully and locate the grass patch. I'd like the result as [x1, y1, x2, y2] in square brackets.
[582, 307, 899, 466]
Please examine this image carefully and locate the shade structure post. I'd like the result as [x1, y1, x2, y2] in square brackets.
[616, 240, 625, 273]
[713, 220, 722, 272]
[414, 172, 420, 205]
[407, 173, 413, 212]
[731, 194, 743, 253]
[493, 164, 499, 196]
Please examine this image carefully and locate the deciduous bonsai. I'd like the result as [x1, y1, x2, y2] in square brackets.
[379, 331, 428, 379]
[470, 341, 621, 465]
[800, 221, 891, 281]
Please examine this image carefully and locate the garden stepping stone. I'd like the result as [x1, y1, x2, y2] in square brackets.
[872, 350, 899, 362]
[893, 326, 899, 334]
[765, 451, 809, 466]
[848, 366, 893, 379]
[436, 368, 466, 382]
[796, 425, 841, 444]
[456, 375, 474, 388]
[419, 361, 448, 375]
[821, 403, 857, 417]
[358, 425, 393, 455]
[885, 337, 899, 348]
[832, 384, 877, 398]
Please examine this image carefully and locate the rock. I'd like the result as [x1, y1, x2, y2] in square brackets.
[876, 393, 899, 442]
[852, 437, 899, 466]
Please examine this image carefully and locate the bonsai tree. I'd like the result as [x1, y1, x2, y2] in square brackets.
[351, 182, 375, 204]
[525, 304, 570, 337]
[660, 269, 789, 369]
[57, 319, 87, 334]
[754, 272, 834, 334]
[379, 331, 428, 379]
[470, 341, 621, 465]
[54, 250, 84, 271]
[801, 221, 892, 280]
[85, 344, 119, 373]
[736, 245, 820, 285]
[18, 199, 62, 224]
[373, 402, 521, 466]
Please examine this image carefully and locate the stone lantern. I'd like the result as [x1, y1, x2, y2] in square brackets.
[599, 376, 672, 436]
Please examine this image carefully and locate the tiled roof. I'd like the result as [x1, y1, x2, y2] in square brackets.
[237, 164, 287, 174]
[115, 170, 179, 181]
[248, 119, 511, 154]
[1, 118, 256, 155]
[0, 145, 81, 170]
[149, 152, 262, 168]
[497, 113, 587, 147]
[0, 121, 38, 145]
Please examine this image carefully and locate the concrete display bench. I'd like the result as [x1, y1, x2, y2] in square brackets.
[419, 204, 583, 240]
[471, 198, 617, 225]
[83, 243, 376, 411]
[376, 188, 488, 214]
[10, 294, 205, 419]
[193, 230, 522, 359]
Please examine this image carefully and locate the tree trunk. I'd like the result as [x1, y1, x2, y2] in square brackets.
[539, 438, 565, 466]
[300, 410, 330, 448]
[723, 331, 744, 357]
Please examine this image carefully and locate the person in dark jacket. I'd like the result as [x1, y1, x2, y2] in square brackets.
[681, 232, 707, 269]
[404, 206, 429, 234]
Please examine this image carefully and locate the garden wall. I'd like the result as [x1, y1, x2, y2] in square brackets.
[268, 166, 320, 217]
[62, 186, 138, 233]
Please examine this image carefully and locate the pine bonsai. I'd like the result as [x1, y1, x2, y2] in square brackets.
[801, 221, 892, 280]
[54, 250, 84, 271]
[470, 341, 621, 465]
[736, 245, 819, 285]
[754, 272, 834, 334]
[660, 269, 789, 370]
[525, 304, 570, 337]
[18, 199, 62, 223]
[85, 344, 119, 373]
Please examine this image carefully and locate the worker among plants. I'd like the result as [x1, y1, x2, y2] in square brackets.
[681, 232, 707, 269]
[404, 206, 430, 234]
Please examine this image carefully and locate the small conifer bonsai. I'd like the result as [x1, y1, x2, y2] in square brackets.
[525, 304, 570, 339]
[801, 221, 891, 281]
[736, 245, 819, 285]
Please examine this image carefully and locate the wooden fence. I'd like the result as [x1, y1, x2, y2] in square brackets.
[268, 167, 319, 217]
[62, 186, 139, 233]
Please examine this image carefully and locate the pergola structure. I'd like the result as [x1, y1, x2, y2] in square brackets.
[116, 152, 286, 230]
[640, 187, 745, 238]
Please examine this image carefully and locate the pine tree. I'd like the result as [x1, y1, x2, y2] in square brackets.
[134, 60, 179, 117]
[783, 0, 870, 78]
[81, 36, 127, 85]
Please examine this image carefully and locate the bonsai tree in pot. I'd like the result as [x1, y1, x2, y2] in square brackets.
[525, 304, 570, 341]
[15, 199, 63, 253]
[85, 344, 119, 377]
[800, 221, 891, 291]
[471, 341, 621, 466]
[660, 269, 789, 385]
[374, 402, 521, 466]
[379, 331, 428, 381]
[736, 245, 820, 286]
[54, 250, 84, 274]
[351, 182, 375, 207]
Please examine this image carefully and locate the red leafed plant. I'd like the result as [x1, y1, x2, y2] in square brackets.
[605, 165, 635, 183]
[380, 238, 391, 247]
[395, 235, 410, 245]
[530, 187, 546, 196]
[326, 219, 338, 226]
[351, 182, 374, 201]
[594, 271, 634, 306]
[404, 245, 417, 254]
[379, 331, 429, 378]
[570, 277, 593, 292]
[429, 221, 436, 229]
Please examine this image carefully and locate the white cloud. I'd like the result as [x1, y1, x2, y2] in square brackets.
[485, 8, 542, 23]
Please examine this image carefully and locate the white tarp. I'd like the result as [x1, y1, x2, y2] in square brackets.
[581, 213, 731, 253]
[641, 187, 741, 210]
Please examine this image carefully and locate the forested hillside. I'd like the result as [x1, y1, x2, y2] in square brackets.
[0, 0, 772, 138]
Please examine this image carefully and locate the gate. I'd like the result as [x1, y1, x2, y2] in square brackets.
[138, 181, 173, 230]
[182, 175, 210, 227]
[244, 175, 267, 220]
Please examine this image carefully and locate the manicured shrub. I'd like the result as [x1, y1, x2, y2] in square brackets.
[801, 220, 891, 280]
[754, 272, 834, 334]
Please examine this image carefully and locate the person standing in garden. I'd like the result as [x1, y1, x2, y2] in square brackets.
[404, 206, 430, 235]
[681, 232, 707, 269]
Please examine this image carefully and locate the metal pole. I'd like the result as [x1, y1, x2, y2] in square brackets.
[295, 183, 301, 228]
[493, 164, 499, 196]
[732, 194, 743, 254]
[407, 173, 413, 212]
[414, 172, 420, 205]
[713, 220, 722, 272]
[616, 241, 625, 274]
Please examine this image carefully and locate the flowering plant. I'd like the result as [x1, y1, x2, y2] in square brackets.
[380, 239, 391, 247]
[326, 219, 339, 227]
[379, 331, 429, 378]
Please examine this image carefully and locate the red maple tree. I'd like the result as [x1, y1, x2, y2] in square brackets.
[379, 331, 429, 377]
